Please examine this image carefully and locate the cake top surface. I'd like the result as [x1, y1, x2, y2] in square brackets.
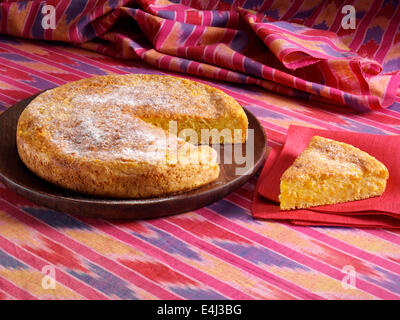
[281, 136, 389, 180]
[44, 74, 238, 119]
[17, 74, 243, 163]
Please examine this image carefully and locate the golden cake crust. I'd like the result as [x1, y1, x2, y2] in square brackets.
[281, 136, 388, 181]
[16, 74, 248, 198]
[279, 136, 389, 210]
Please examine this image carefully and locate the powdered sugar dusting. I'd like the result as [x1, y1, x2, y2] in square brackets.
[70, 79, 220, 117]
[49, 106, 183, 163]
[22, 74, 230, 164]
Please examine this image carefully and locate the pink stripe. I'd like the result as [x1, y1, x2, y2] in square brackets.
[349, 60, 370, 95]
[254, 23, 352, 54]
[311, 93, 400, 125]
[277, 46, 332, 63]
[0, 275, 37, 300]
[349, 0, 384, 51]
[176, 10, 184, 23]
[226, 193, 252, 210]
[0, 200, 181, 300]
[87, 219, 255, 300]
[281, 0, 303, 21]
[0, 233, 105, 300]
[92, 1, 107, 36]
[0, 92, 17, 106]
[374, 5, 400, 63]
[362, 230, 400, 253]
[69, 0, 92, 43]
[198, 209, 400, 299]
[155, 19, 175, 49]
[211, 1, 220, 10]
[328, 0, 356, 33]
[254, 117, 288, 135]
[264, 127, 287, 145]
[21, 2, 39, 39]
[99, 0, 114, 28]
[0, 287, 14, 300]
[157, 54, 170, 69]
[0, 43, 93, 78]
[233, 190, 256, 206]
[204, 43, 217, 64]
[293, 227, 400, 276]
[304, 2, 324, 27]
[320, 59, 339, 92]
[202, 10, 212, 26]
[382, 74, 400, 107]
[181, 22, 197, 47]
[151, 219, 319, 299]
[380, 108, 400, 120]
[67, 11, 79, 42]
[0, 56, 64, 85]
[229, 191, 254, 208]
[0, 74, 38, 94]
[216, 67, 229, 82]
[35, 46, 127, 75]
[350, 113, 400, 134]
[1, 3, 10, 34]
[259, 0, 274, 12]
[183, 25, 204, 47]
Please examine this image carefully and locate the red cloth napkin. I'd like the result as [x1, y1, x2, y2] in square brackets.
[252, 126, 400, 228]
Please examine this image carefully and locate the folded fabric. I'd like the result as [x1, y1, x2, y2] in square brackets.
[252, 125, 400, 228]
[0, 0, 398, 111]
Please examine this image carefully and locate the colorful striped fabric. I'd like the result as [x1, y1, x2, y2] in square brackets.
[0, 0, 400, 300]
[0, 0, 399, 111]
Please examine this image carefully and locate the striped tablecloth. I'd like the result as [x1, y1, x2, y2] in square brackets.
[1, 35, 400, 300]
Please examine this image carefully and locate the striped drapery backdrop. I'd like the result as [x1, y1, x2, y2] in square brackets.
[0, 0, 400, 300]
[0, 0, 399, 111]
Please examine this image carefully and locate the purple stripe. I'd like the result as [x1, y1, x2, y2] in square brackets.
[151, 219, 320, 299]
[2, 201, 181, 300]
[198, 208, 400, 299]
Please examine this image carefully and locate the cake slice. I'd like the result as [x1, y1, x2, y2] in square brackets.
[279, 136, 389, 210]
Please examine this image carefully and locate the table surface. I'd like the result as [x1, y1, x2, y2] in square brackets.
[0, 35, 400, 300]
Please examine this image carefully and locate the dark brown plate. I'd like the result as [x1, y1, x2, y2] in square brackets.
[0, 94, 267, 219]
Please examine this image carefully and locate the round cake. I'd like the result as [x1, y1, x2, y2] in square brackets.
[16, 74, 248, 198]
